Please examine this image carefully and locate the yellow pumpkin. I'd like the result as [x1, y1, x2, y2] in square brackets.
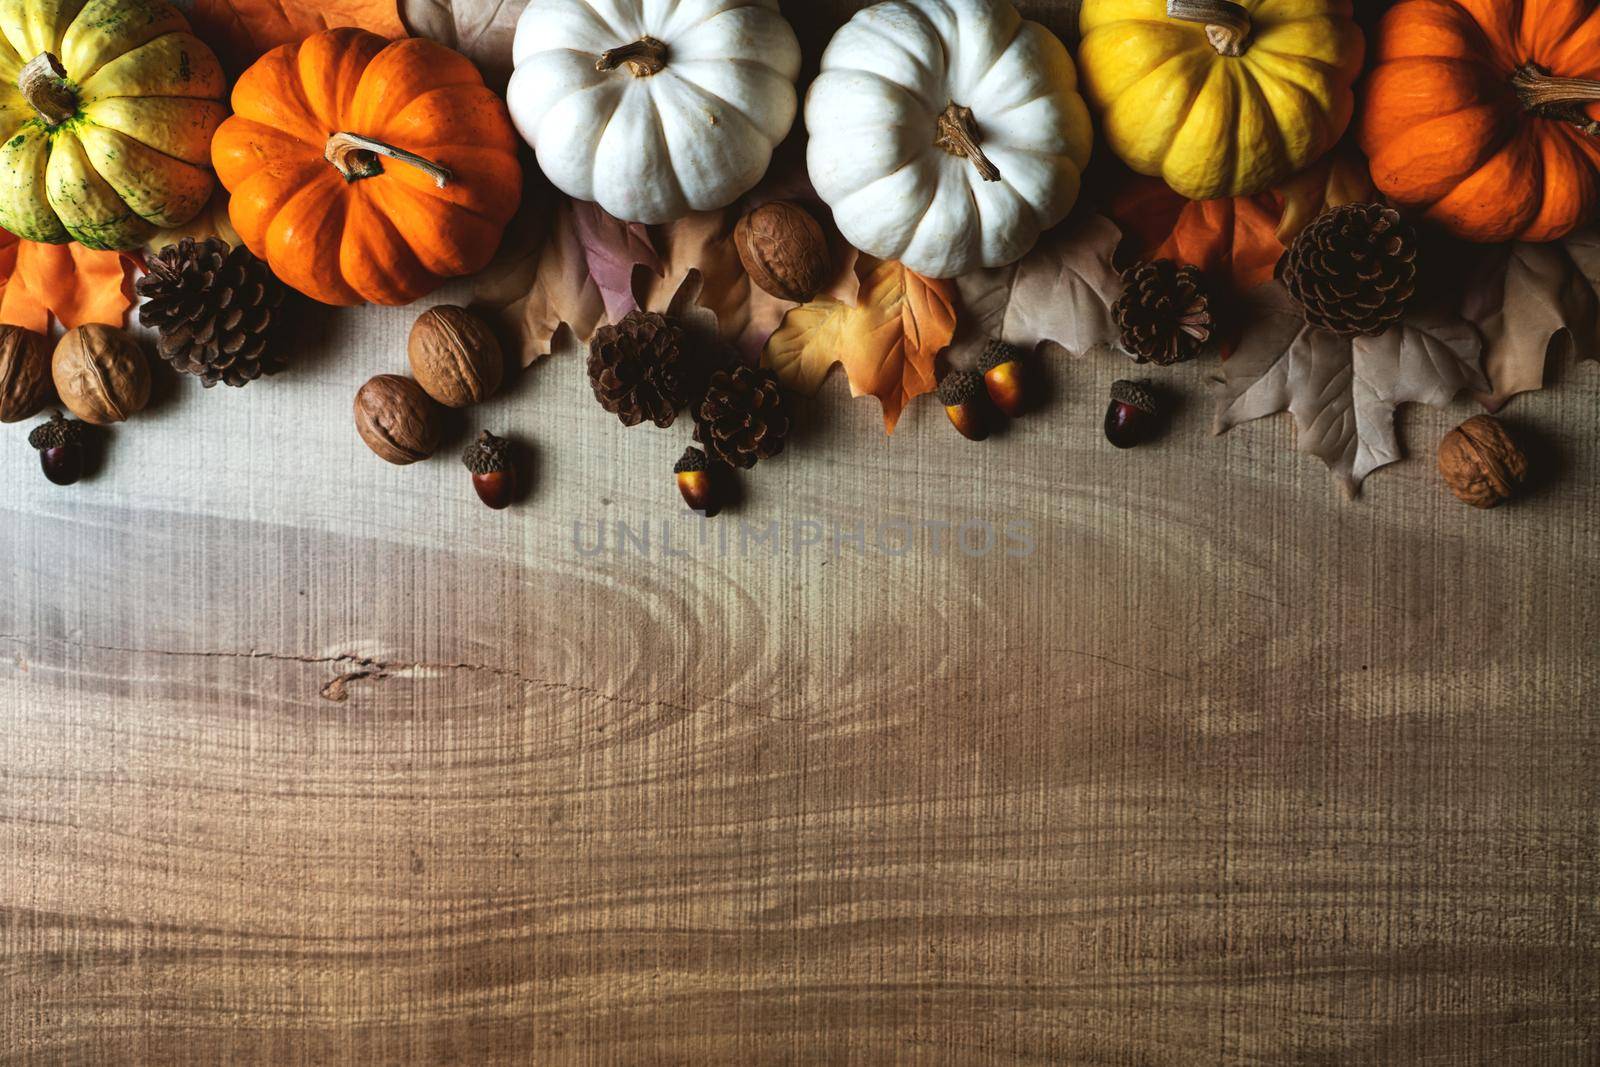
[1078, 0, 1364, 200]
[0, 0, 225, 250]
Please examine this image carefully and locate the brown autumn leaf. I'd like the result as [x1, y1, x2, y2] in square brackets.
[1460, 229, 1600, 412]
[763, 257, 955, 433]
[1215, 284, 1486, 495]
[188, 0, 405, 75]
[476, 198, 607, 366]
[951, 212, 1124, 364]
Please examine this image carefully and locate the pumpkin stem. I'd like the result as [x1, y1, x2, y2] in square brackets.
[1514, 64, 1600, 136]
[935, 103, 1002, 183]
[596, 36, 668, 78]
[324, 132, 452, 189]
[1167, 0, 1251, 57]
[18, 53, 77, 126]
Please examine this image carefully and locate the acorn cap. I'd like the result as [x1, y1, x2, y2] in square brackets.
[28, 412, 86, 451]
[674, 447, 709, 475]
[1109, 379, 1156, 414]
[461, 430, 512, 475]
[978, 339, 1024, 374]
[938, 370, 984, 406]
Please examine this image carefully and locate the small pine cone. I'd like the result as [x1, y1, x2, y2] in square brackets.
[1281, 203, 1418, 337]
[694, 365, 790, 470]
[587, 311, 695, 427]
[137, 237, 288, 387]
[1112, 260, 1213, 365]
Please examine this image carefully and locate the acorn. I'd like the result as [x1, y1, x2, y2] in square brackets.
[1104, 379, 1158, 449]
[27, 410, 89, 485]
[461, 430, 516, 510]
[978, 339, 1028, 417]
[675, 447, 721, 516]
[938, 370, 989, 441]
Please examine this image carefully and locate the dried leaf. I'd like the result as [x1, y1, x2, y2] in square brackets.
[473, 198, 664, 367]
[0, 233, 135, 334]
[187, 0, 405, 75]
[763, 258, 955, 433]
[143, 188, 240, 253]
[1215, 285, 1486, 495]
[634, 210, 751, 350]
[1460, 230, 1600, 412]
[1109, 149, 1373, 298]
[398, 0, 518, 87]
[952, 213, 1123, 363]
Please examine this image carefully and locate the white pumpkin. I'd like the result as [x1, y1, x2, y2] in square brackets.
[806, 0, 1093, 278]
[508, 0, 803, 224]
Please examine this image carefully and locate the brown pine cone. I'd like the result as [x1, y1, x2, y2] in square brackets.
[694, 365, 790, 470]
[1112, 260, 1213, 365]
[136, 237, 288, 387]
[1281, 203, 1417, 337]
[587, 311, 697, 427]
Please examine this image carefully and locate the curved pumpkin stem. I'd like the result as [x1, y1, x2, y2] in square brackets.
[935, 103, 1002, 183]
[18, 53, 77, 126]
[325, 132, 452, 189]
[596, 36, 668, 78]
[1167, 0, 1251, 57]
[1514, 64, 1600, 136]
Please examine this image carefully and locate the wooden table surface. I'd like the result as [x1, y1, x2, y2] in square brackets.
[5, 3, 1600, 1064]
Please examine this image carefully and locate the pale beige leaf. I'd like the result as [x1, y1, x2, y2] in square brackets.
[399, 0, 519, 87]
[1216, 284, 1486, 495]
[483, 200, 604, 367]
[952, 213, 1123, 364]
[635, 211, 752, 347]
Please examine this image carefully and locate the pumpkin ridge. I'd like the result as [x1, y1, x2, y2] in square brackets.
[1232, 63, 1292, 190]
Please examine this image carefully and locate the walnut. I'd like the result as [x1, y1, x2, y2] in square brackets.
[51, 324, 150, 425]
[407, 305, 503, 408]
[354, 374, 443, 465]
[1438, 414, 1527, 509]
[735, 201, 830, 303]
[0, 324, 51, 423]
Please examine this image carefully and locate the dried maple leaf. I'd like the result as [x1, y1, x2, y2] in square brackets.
[1460, 229, 1600, 412]
[188, 0, 405, 75]
[0, 232, 135, 334]
[398, 0, 518, 87]
[1107, 145, 1374, 299]
[763, 257, 955, 433]
[952, 212, 1123, 363]
[1215, 285, 1486, 495]
[473, 198, 658, 367]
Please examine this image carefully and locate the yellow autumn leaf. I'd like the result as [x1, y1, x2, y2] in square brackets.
[763, 257, 956, 433]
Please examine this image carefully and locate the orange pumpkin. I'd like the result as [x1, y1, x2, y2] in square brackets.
[212, 29, 523, 306]
[1360, 0, 1600, 243]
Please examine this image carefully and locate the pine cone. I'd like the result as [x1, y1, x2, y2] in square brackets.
[1281, 203, 1418, 337]
[694, 365, 790, 470]
[136, 237, 288, 387]
[1112, 260, 1213, 365]
[587, 311, 696, 427]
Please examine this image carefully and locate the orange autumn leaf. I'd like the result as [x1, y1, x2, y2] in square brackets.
[189, 0, 404, 75]
[763, 257, 955, 434]
[0, 232, 135, 335]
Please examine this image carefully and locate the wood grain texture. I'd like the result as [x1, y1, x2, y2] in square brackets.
[4, 2, 1600, 1063]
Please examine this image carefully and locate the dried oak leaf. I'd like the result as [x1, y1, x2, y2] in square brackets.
[1460, 229, 1600, 412]
[474, 198, 659, 366]
[399, 0, 518, 87]
[0, 230, 135, 334]
[951, 212, 1123, 363]
[763, 257, 956, 433]
[1215, 284, 1486, 495]
[188, 0, 405, 75]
